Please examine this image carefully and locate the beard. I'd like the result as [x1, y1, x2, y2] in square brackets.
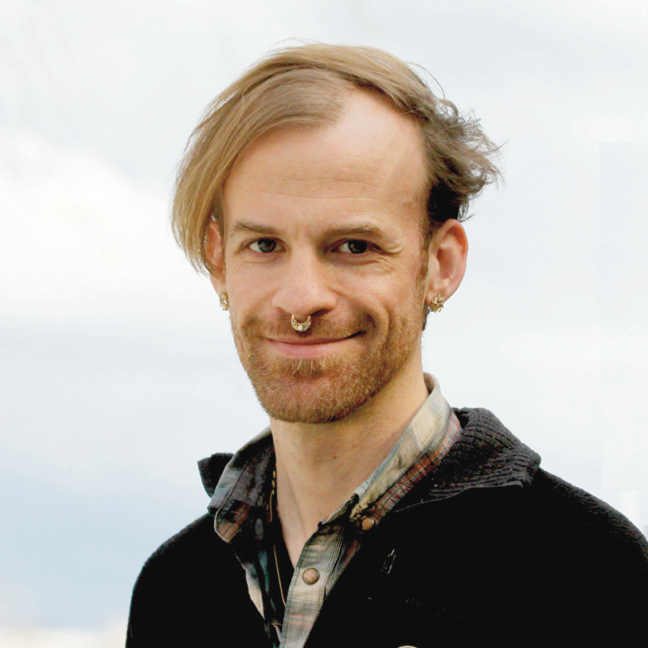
[230, 288, 426, 424]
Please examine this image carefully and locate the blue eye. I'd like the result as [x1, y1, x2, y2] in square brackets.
[339, 240, 369, 254]
[250, 239, 277, 253]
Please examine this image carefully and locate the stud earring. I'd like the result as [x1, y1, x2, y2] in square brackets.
[428, 295, 445, 313]
[219, 293, 229, 312]
[291, 315, 311, 332]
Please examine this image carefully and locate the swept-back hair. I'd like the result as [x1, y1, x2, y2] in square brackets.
[172, 43, 500, 273]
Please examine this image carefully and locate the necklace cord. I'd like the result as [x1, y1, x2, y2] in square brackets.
[269, 469, 287, 607]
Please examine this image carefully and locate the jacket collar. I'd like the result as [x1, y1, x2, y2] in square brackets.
[198, 408, 541, 509]
[394, 407, 542, 507]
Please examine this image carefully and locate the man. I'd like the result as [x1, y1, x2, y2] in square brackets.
[127, 44, 648, 646]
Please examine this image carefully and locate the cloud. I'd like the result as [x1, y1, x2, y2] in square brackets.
[0, 129, 209, 323]
[0, 621, 126, 648]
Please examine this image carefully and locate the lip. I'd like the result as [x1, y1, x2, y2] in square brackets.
[268, 336, 356, 359]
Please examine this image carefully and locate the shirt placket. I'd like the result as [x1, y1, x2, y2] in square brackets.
[280, 521, 341, 648]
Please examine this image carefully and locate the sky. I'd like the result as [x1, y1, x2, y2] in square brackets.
[1, 0, 647, 641]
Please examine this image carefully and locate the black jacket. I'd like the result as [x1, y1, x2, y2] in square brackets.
[127, 408, 648, 646]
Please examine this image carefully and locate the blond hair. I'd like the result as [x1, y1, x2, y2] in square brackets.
[172, 43, 500, 273]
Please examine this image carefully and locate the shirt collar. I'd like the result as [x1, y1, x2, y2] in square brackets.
[208, 373, 453, 542]
[208, 427, 273, 542]
[346, 373, 453, 522]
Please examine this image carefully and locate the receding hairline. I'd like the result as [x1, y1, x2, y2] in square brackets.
[219, 87, 431, 237]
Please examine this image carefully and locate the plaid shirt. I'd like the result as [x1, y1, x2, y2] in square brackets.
[208, 374, 461, 647]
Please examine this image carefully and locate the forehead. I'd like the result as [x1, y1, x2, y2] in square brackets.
[222, 91, 427, 234]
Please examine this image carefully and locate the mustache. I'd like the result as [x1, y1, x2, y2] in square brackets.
[236, 313, 374, 339]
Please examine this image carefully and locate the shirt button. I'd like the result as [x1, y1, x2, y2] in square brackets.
[361, 517, 376, 531]
[302, 568, 320, 585]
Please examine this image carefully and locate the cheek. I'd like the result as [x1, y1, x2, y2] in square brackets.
[229, 283, 267, 311]
[358, 284, 414, 325]
[361, 266, 423, 305]
[225, 259, 273, 300]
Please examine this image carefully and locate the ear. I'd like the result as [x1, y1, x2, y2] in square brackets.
[424, 219, 468, 304]
[205, 220, 227, 295]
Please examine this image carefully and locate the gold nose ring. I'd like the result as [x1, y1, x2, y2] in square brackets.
[291, 315, 311, 332]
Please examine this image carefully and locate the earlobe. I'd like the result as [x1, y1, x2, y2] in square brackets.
[206, 221, 227, 294]
[425, 219, 468, 305]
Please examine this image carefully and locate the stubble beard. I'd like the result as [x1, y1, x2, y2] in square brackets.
[230, 288, 426, 424]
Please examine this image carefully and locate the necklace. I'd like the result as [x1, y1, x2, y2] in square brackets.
[268, 467, 287, 606]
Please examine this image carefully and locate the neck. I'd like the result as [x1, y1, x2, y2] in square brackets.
[271, 365, 429, 566]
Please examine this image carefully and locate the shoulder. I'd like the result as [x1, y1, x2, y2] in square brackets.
[523, 470, 648, 633]
[529, 469, 647, 545]
[527, 469, 648, 571]
[129, 514, 243, 609]
[127, 516, 262, 645]
[137, 514, 226, 573]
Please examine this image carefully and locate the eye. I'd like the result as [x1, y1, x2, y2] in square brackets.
[250, 238, 278, 253]
[338, 240, 369, 254]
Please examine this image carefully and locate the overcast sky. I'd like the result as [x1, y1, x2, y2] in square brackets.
[1, 0, 647, 640]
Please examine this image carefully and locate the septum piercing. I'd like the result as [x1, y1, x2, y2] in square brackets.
[291, 315, 312, 332]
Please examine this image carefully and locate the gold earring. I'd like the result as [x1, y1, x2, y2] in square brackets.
[428, 295, 445, 313]
[219, 293, 229, 311]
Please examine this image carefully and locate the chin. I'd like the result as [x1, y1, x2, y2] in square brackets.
[248, 359, 387, 424]
[256, 380, 375, 424]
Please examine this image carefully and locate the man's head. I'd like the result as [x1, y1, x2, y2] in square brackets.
[172, 43, 499, 273]
[172, 44, 499, 424]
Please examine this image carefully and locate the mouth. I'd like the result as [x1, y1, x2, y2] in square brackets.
[268, 332, 363, 359]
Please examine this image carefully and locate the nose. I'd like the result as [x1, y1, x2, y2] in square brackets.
[272, 250, 336, 321]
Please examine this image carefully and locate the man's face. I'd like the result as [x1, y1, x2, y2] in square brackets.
[212, 91, 437, 424]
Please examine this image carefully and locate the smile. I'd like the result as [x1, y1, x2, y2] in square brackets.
[268, 334, 361, 359]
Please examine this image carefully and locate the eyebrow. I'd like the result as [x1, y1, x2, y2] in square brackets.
[228, 219, 386, 240]
[228, 220, 278, 240]
[327, 223, 384, 238]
